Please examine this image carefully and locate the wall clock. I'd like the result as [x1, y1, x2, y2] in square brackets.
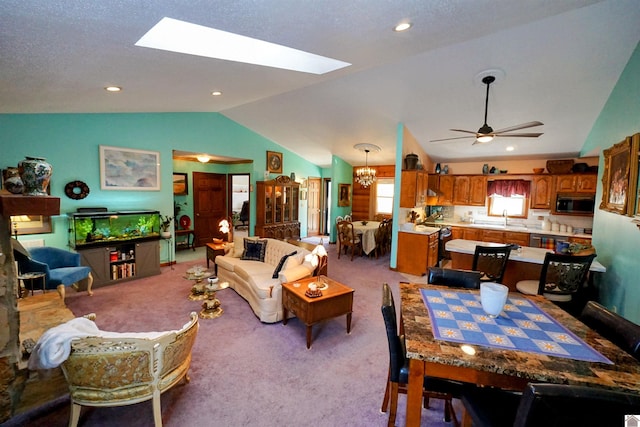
[267, 151, 283, 174]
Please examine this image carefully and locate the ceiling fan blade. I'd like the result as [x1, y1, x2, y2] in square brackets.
[430, 135, 475, 143]
[493, 132, 543, 138]
[493, 121, 543, 134]
[449, 128, 478, 135]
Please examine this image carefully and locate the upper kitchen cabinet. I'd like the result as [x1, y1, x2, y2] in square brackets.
[400, 170, 429, 208]
[437, 175, 455, 205]
[453, 175, 487, 206]
[530, 175, 554, 209]
[555, 174, 597, 193]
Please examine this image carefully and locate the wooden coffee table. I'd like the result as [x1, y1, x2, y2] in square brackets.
[282, 276, 354, 349]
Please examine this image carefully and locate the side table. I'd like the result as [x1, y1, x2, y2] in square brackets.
[18, 272, 46, 297]
[206, 243, 226, 274]
[175, 229, 196, 251]
[282, 276, 354, 349]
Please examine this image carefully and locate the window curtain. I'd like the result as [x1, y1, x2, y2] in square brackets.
[487, 180, 530, 197]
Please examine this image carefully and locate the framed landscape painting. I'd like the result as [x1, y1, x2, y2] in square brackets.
[100, 145, 160, 191]
[173, 172, 188, 195]
[600, 137, 631, 215]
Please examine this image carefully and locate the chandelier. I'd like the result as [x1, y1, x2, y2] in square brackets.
[354, 143, 381, 188]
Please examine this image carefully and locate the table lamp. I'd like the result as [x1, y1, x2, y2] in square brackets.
[218, 219, 231, 242]
[311, 242, 328, 278]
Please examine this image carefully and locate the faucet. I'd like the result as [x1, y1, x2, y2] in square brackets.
[503, 209, 508, 227]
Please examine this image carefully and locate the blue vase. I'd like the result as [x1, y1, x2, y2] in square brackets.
[435, 163, 441, 174]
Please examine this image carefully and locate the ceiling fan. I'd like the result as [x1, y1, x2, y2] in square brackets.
[430, 75, 543, 145]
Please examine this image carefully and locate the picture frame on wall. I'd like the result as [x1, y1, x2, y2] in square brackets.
[100, 145, 160, 191]
[338, 183, 351, 207]
[10, 215, 52, 235]
[600, 137, 631, 215]
[630, 133, 640, 217]
[266, 151, 283, 174]
[173, 172, 188, 195]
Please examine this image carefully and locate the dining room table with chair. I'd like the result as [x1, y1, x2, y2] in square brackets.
[351, 220, 381, 256]
[399, 282, 640, 427]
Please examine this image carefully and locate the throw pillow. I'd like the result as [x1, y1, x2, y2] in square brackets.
[241, 238, 267, 262]
[272, 251, 297, 278]
[283, 252, 303, 270]
[233, 235, 258, 258]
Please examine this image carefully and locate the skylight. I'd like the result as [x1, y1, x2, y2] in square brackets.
[135, 17, 351, 75]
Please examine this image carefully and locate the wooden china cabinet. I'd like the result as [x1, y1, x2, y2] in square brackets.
[255, 175, 301, 239]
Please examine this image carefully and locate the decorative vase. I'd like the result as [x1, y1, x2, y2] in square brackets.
[3, 167, 24, 194]
[18, 156, 52, 196]
[161, 231, 172, 239]
[435, 163, 441, 174]
[482, 164, 489, 174]
[404, 153, 419, 170]
[442, 165, 449, 174]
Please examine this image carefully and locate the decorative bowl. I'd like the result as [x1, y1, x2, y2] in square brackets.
[212, 238, 223, 244]
[533, 168, 545, 174]
[361, 221, 368, 225]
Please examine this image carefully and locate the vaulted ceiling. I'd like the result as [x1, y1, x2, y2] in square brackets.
[2, 0, 639, 167]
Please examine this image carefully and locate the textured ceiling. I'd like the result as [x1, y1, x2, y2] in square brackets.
[1, 0, 639, 166]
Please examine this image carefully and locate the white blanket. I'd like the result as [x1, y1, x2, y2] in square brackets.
[28, 317, 172, 370]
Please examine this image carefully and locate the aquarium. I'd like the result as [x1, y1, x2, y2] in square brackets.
[68, 210, 161, 248]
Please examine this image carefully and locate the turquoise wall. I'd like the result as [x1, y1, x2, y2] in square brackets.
[329, 155, 353, 243]
[581, 42, 640, 322]
[1, 113, 321, 262]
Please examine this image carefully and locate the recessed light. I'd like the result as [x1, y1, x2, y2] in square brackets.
[394, 22, 412, 32]
[506, 146, 515, 152]
[211, 91, 222, 96]
[105, 86, 122, 92]
[136, 17, 351, 75]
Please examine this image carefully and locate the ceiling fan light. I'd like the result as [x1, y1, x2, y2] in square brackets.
[476, 135, 494, 143]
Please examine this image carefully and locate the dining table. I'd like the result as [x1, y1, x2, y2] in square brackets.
[400, 282, 640, 427]
[351, 220, 380, 255]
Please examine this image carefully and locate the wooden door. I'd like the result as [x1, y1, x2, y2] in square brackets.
[576, 174, 597, 193]
[453, 176, 470, 205]
[438, 176, 454, 205]
[193, 172, 227, 247]
[531, 175, 554, 209]
[469, 176, 488, 206]
[307, 178, 321, 236]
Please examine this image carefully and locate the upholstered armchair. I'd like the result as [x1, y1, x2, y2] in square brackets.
[12, 240, 93, 300]
[60, 312, 199, 427]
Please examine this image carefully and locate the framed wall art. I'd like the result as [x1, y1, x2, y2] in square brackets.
[266, 151, 283, 174]
[100, 145, 160, 191]
[173, 172, 188, 195]
[631, 133, 640, 217]
[10, 215, 52, 235]
[600, 137, 631, 215]
[338, 183, 351, 207]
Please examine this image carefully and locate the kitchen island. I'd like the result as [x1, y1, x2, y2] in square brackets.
[446, 239, 605, 291]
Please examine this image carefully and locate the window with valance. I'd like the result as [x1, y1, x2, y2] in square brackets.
[487, 180, 530, 197]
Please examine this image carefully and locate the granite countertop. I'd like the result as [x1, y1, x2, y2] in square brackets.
[425, 220, 593, 239]
[445, 238, 606, 272]
[400, 282, 640, 393]
[398, 224, 440, 235]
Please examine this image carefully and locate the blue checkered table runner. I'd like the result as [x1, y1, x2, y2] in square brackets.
[420, 288, 612, 364]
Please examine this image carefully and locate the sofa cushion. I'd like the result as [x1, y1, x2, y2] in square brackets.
[231, 235, 259, 258]
[283, 253, 302, 270]
[241, 239, 267, 262]
[272, 251, 297, 279]
[278, 264, 314, 283]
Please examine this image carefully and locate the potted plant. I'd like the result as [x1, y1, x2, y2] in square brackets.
[160, 215, 174, 239]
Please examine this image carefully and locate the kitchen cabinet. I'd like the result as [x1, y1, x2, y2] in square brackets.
[397, 231, 438, 276]
[482, 230, 505, 244]
[555, 174, 597, 194]
[451, 226, 482, 241]
[400, 170, 429, 208]
[530, 175, 554, 209]
[504, 231, 530, 247]
[437, 175, 454, 205]
[450, 175, 487, 206]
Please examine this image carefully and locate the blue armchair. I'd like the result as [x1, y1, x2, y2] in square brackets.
[12, 240, 93, 301]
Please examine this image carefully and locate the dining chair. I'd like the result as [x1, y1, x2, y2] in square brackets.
[580, 300, 640, 361]
[337, 220, 362, 261]
[427, 267, 482, 289]
[471, 245, 511, 284]
[373, 221, 388, 258]
[515, 253, 596, 308]
[461, 382, 640, 427]
[381, 283, 460, 427]
[344, 214, 352, 222]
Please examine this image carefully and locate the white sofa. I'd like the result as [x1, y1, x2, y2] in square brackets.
[215, 237, 320, 323]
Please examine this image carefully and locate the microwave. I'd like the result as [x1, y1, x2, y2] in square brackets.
[555, 194, 595, 214]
